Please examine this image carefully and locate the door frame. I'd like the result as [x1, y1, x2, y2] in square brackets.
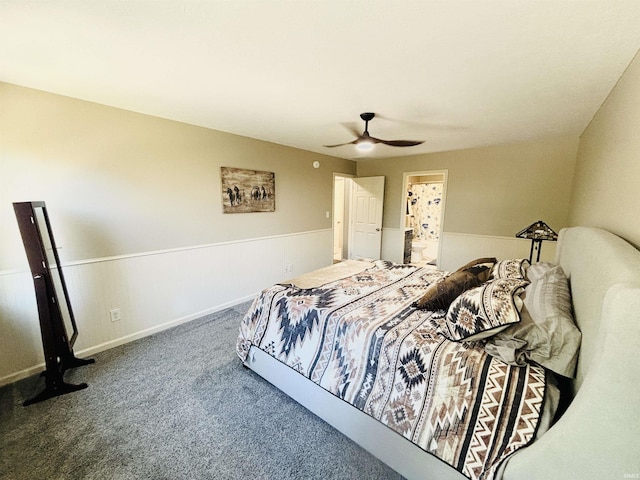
[332, 172, 355, 262]
[401, 170, 448, 267]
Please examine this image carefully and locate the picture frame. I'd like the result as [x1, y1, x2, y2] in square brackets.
[221, 166, 275, 213]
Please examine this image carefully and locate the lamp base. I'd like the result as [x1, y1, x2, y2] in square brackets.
[528, 239, 543, 263]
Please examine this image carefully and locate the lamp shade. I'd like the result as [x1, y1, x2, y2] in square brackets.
[515, 220, 558, 241]
[516, 220, 557, 263]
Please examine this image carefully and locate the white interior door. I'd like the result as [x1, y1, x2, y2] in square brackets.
[350, 176, 385, 260]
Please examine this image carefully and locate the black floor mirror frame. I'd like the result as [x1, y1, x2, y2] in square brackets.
[13, 201, 94, 406]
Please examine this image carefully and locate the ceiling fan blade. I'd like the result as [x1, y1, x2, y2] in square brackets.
[324, 139, 359, 148]
[340, 122, 363, 138]
[373, 138, 425, 147]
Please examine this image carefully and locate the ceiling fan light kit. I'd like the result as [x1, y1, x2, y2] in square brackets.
[356, 139, 374, 152]
[324, 112, 425, 152]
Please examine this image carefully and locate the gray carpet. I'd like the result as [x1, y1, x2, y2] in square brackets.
[0, 302, 404, 480]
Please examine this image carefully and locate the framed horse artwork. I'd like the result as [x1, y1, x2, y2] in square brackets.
[220, 166, 275, 213]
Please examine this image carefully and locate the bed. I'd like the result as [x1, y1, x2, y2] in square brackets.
[236, 226, 640, 480]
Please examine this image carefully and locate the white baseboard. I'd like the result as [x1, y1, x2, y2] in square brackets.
[74, 293, 256, 359]
[0, 294, 257, 388]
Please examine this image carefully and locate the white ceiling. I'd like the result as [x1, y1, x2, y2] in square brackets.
[2, 1, 640, 160]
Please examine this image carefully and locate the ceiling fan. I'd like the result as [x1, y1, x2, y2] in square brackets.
[324, 112, 425, 151]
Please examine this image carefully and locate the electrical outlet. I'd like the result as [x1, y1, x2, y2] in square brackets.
[284, 263, 293, 273]
[110, 308, 122, 322]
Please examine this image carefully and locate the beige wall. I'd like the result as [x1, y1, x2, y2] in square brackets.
[0, 82, 356, 384]
[357, 136, 579, 237]
[0, 82, 355, 271]
[568, 51, 640, 248]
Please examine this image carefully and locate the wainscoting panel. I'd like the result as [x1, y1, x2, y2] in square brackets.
[439, 231, 557, 272]
[0, 228, 556, 385]
[0, 272, 42, 382]
[377, 228, 557, 271]
[0, 229, 332, 386]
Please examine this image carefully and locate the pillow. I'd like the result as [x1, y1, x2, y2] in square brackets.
[413, 257, 498, 311]
[485, 262, 581, 377]
[440, 278, 528, 341]
[457, 256, 497, 269]
[413, 269, 483, 311]
[456, 256, 497, 272]
[491, 258, 530, 280]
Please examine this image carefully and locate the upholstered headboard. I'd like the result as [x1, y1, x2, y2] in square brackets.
[504, 226, 640, 480]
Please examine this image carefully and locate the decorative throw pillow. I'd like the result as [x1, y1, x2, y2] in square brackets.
[491, 258, 530, 280]
[413, 257, 498, 311]
[485, 262, 581, 377]
[456, 257, 497, 269]
[440, 278, 528, 341]
[455, 256, 497, 282]
[413, 269, 483, 311]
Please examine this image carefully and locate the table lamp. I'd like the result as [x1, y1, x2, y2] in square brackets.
[515, 220, 558, 263]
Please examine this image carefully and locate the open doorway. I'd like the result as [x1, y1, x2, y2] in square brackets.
[402, 170, 447, 267]
[333, 173, 353, 263]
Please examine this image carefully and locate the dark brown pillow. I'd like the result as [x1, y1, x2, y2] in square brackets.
[460, 264, 491, 283]
[455, 257, 497, 270]
[413, 269, 483, 311]
[456, 257, 498, 276]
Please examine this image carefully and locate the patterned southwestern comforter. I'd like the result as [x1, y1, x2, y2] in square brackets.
[236, 261, 546, 480]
